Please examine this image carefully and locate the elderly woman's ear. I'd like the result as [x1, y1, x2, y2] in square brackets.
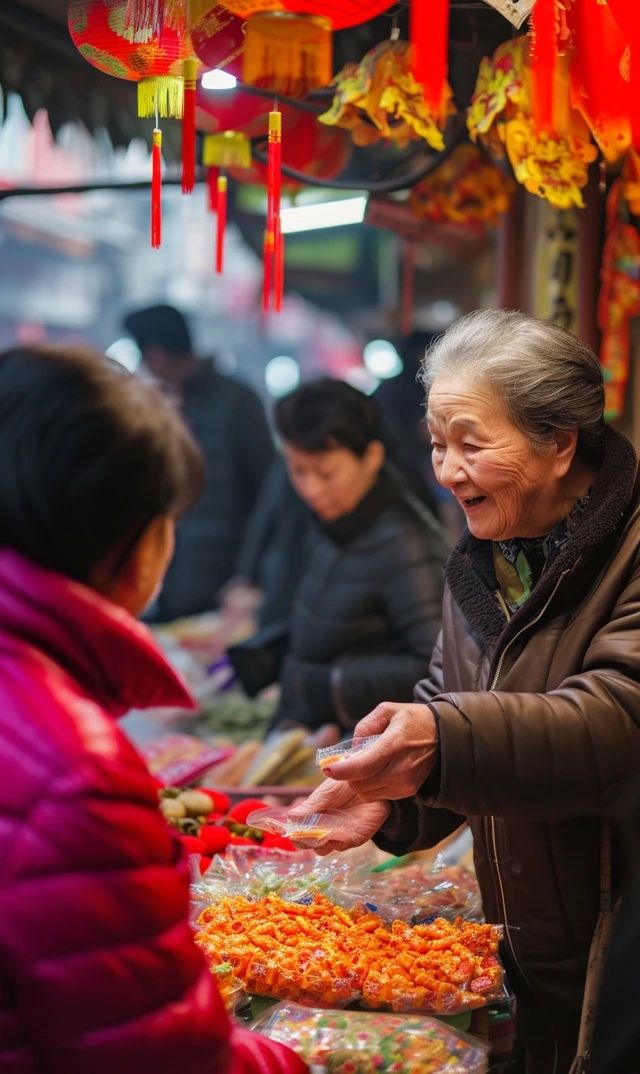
[552, 428, 579, 477]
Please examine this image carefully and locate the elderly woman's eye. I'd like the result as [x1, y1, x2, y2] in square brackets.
[462, 442, 481, 452]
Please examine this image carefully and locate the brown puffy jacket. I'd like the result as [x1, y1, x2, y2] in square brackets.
[376, 428, 640, 1074]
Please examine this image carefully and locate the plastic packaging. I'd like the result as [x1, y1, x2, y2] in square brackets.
[253, 1002, 489, 1073]
[140, 733, 233, 786]
[189, 842, 372, 921]
[194, 892, 504, 1014]
[246, 807, 347, 847]
[339, 861, 483, 924]
[315, 735, 380, 769]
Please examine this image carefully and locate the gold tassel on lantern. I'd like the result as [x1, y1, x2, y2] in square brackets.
[123, 0, 189, 37]
[203, 131, 252, 169]
[137, 76, 184, 119]
[243, 12, 332, 97]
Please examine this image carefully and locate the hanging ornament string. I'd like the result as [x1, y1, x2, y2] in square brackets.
[182, 56, 198, 192]
[263, 106, 282, 312]
[215, 173, 228, 273]
[152, 99, 162, 248]
[274, 224, 284, 311]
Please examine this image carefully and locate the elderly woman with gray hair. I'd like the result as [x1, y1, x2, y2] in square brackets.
[297, 309, 640, 1074]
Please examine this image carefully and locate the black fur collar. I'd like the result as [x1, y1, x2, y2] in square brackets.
[445, 426, 639, 655]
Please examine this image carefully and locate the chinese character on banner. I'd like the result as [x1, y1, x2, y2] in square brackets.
[481, 0, 535, 29]
[530, 200, 580, 334]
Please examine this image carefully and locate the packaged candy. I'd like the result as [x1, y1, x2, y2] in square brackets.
[315, 735, 380, 769]
[141, 733, 233, 786]
[340, 861, 483, 924]
[253, 1002, 489, 1073]
[195, 892, 504, 1014]
[247, 808, 346, 848]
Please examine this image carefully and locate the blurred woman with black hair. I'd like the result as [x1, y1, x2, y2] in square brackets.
[0, 345, 306, 1074]
[269, 378, 448, 731]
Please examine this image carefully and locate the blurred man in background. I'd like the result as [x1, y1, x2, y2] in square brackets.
[124, 304, 274, 621]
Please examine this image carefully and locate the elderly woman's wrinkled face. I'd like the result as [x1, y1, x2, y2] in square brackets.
[427, 374, 561, 541]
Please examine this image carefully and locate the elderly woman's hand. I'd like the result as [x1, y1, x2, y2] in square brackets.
[323, 702, 438, 801]
[289, 779, 390, 854]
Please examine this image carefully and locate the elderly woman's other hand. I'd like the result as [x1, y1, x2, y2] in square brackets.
[290, 779, 390, 853]
[323, 702, 438, 801]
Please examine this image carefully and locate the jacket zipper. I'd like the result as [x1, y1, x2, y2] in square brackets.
[487, 569, 569, 1074]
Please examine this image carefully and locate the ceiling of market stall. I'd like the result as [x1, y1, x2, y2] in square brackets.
[0, 1, 510, 344]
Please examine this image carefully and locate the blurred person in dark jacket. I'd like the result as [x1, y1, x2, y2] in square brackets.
[124, 304, 274, 620]
[264, 378, 448, 730]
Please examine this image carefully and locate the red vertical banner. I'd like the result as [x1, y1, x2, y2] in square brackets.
[606, 0, 640, 149]
[151, 127, 162, 248]
[530, 0, 558, 131]
[215, 174, 227, 274]
[410, 0, 449, 112]
[181, 57, 198, 193]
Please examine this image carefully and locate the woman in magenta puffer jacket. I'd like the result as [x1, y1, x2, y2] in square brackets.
[0, 345, 306, 1074]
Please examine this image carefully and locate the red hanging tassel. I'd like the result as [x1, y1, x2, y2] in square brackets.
[263, 108, 282, 312]
[274, 224, 284, 311]
[182, 57, 198, 194]
[262, 229, 275, 312]
[410, 0, 449, 113]
[206, 165, 218, 214]
[151, 127, 162, 248]
[215, 174, 227, 274]
[530, 0, 558, 132]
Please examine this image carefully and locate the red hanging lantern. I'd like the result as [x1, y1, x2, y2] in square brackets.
[190, 3, 246, 78]
[68, 0, 195, 243]
[218, 1, 394, 97]
[196, 84, 271, 134]
[68, 1, 191, 114]
[197, 87, 352, 185]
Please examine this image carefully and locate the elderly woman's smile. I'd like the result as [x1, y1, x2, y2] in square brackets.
[427, 374, 594, 542]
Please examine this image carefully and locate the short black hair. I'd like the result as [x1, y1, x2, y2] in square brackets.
[274, 378, 380, 457]
[123, 303, 192, 359]
[0, 345, 203, 583]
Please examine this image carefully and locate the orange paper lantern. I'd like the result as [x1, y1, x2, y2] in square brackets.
[219, 1, 392, 30]
[219, 1, 393, 98]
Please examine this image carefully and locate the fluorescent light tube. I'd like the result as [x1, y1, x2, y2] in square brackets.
[280, 196, 367, 234]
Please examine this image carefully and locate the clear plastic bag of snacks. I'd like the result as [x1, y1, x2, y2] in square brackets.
[190, 842, 371, 920]
[315, 735, 380, 769]
[338, 859, 483, 924]
[247, 807, 348, 848]
[253, 1002, 489, 1074]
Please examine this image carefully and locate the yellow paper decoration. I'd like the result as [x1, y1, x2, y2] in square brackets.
[409, 144, 515, 226]
[320, 39, 453, 152]
[467, 37, 597, 210]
